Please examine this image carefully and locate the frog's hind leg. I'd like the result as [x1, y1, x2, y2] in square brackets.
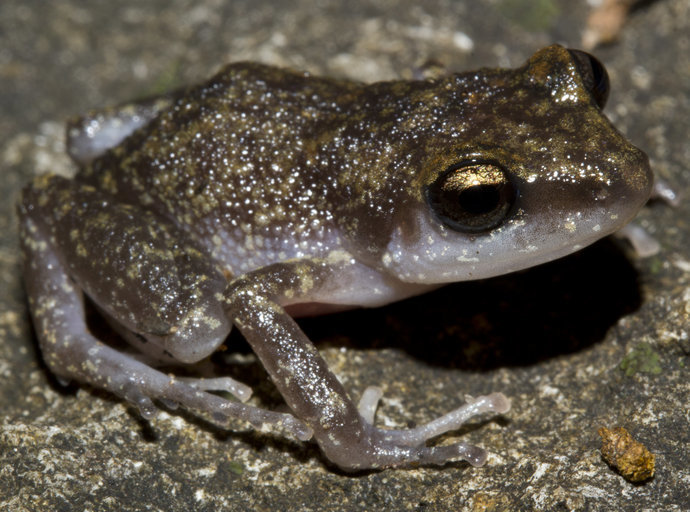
[18, 176, 311, 441]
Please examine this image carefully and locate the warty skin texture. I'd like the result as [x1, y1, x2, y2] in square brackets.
[18, 45, 652, 470]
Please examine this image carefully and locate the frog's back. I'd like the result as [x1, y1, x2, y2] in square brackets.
[77, 63, 365, 272]
[81, 62, 360, 197]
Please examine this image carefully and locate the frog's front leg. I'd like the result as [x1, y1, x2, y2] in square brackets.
[224, 259, 510, 471]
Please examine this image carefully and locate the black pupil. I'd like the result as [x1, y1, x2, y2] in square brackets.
[426, 161, 515, 233]
[459, 184, 500, 214]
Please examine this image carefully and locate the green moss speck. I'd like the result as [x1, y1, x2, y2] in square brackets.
[648, 257, 664, 275]
[620, 343, 663, 377]
[226, 460, 244, 475]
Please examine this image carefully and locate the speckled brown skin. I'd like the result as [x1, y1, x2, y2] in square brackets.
[18, 45, 652, 470]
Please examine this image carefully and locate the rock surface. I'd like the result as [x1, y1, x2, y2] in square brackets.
[1, 1, 688, 510]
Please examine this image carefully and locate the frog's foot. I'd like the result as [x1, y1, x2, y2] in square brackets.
[357, 387, 510, 467]
[615, 177, 680, 258]
[616, 223, 661, 258]
[652, 177, 680, 207]
[319, 391, 511, 470]
[117, 354, 253, 403]
[112, 365, 311, 441]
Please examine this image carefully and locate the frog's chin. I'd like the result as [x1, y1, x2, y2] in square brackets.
[382, 208, 627, 285]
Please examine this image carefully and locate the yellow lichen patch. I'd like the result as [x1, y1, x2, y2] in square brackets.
[598, 426, 655, 482]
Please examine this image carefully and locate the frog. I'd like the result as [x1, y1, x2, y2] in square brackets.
[18, 45, 652, 471]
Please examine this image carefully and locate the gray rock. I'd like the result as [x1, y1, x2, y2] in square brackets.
[1, 1, 688, 510]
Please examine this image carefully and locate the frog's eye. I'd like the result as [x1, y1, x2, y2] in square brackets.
[568, 49, 610, 109]
[427, 162, 516, 233]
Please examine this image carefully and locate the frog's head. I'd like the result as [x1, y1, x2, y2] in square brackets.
[381, 45, 653, 284]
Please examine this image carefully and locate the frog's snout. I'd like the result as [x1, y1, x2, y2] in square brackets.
[581, 146, 653, 241]
[612, 146, 654, 216]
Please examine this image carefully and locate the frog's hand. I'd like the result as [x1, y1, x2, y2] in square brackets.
[357, 386, 510, 459]
[224, 260, 510, 471]
[17, 185, 311, 441]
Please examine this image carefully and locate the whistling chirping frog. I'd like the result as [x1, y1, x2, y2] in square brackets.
[18, 45, 652, 471]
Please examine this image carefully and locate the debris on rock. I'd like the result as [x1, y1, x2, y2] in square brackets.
[598, 426, 656, 482]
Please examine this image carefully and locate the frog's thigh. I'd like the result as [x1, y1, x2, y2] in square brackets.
[22, 174, 231, 364]
[18, 177, 310, 438]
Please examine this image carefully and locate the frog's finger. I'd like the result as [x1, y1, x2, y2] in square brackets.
[357, 386, 383, 424]
[373, 392, 510, 447]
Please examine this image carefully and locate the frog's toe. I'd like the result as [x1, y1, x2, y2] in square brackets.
[177, 376, 253, 402]
[415, 440, 489, 468]
[358, 388, 510, 444]
[122, 385, 159, 420]
[378, 392, 511, 448]
[357, 386, 383, 424]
